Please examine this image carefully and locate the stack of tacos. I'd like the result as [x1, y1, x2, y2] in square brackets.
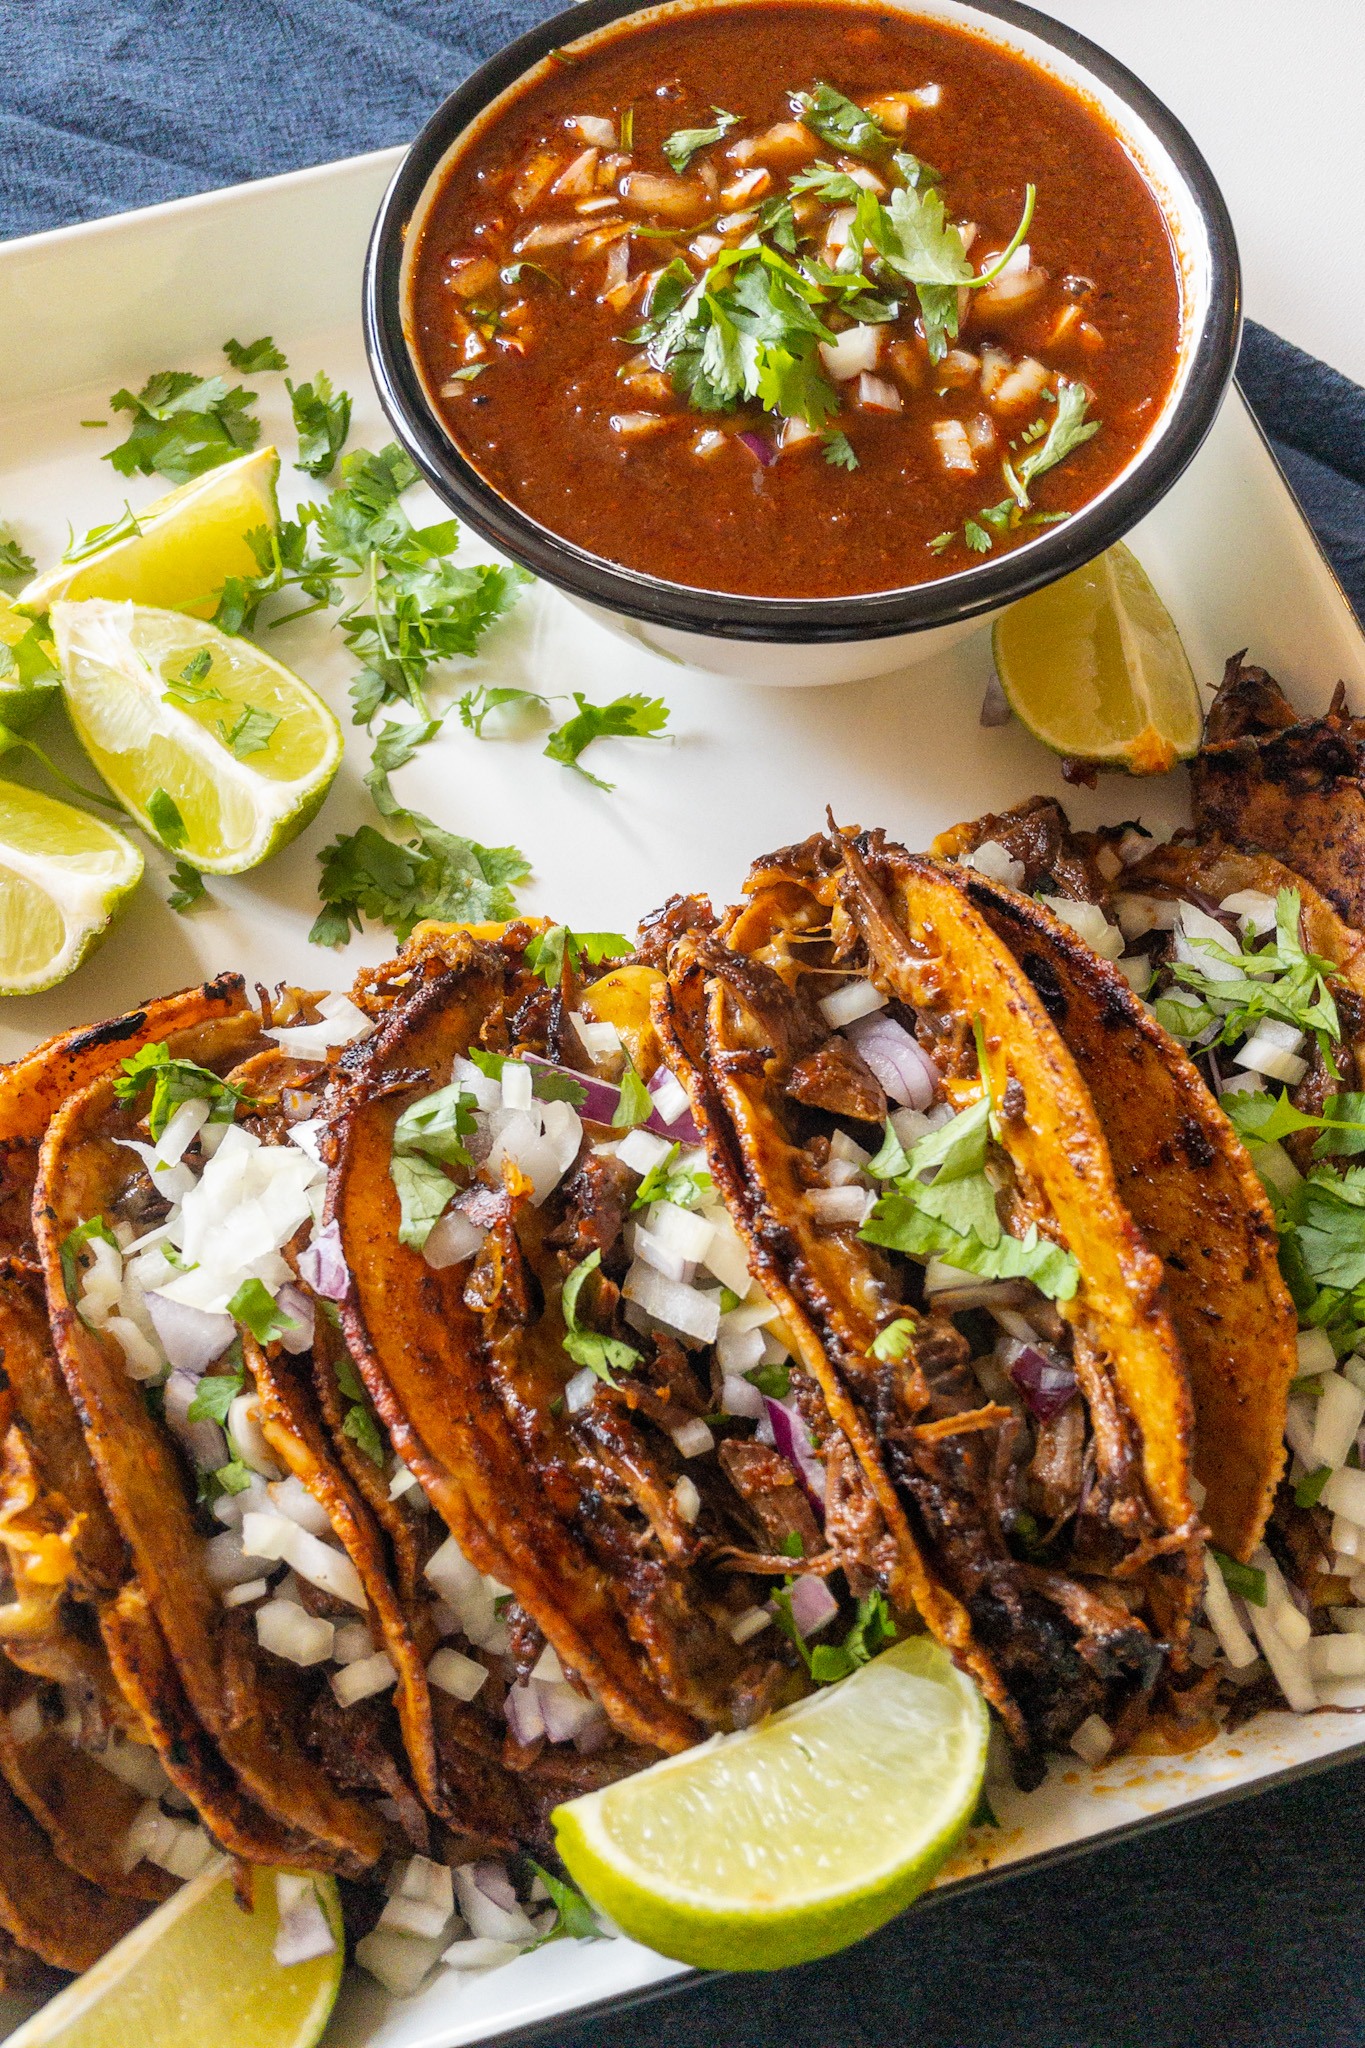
[6, 697, 1359, 1979]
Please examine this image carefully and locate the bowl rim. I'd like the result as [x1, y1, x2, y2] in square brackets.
[363, 0, 1242, 646]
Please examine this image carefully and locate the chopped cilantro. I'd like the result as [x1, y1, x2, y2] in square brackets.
[561, 1249, 640, 1386]
[823, 429, 859, 471]
[59, 1215, 118, 1304]
[790, 81, 891, 160]
[392, 1082, 477, 1167]
[1224, 1089, 1365, 1159]
[632, 1142, 713, 1211]
[543, 692, 670, 790]
[105, 370, 261, 485]
[524, 1861, 603, 1948]
[1154, 890, 1342, 1067]
[612, 1053, 653, 1131]
[1007, 378, 1098, 502]
[212, 1459, 254, 1496]
[334, 1351, 367, 1403]
[363, 717, 444, 816]
[343, 1402, 385, 1466]
[973, 1790, 1001, 1829]
[0, 528, 34, 580]
[809, 1588, 897, 1684]
[870, 1317, 915, 1362]
[228, 1278, 301, 1345]
[662, 108, 740, 171]
[468, 1050, 588, 1108]
[634, 248, 842, 432]
[1212, 1550, 1266, 1608]
[114, 1041, 250, 1139]
[287, 371, 352, 478]
[963, 519, 992, 554]
[310, 814, 531, 948]
[744, 1358, 790, 1399]
[1295, 1465, 1332, 1508]
[61, 504, 142, 565]
[167, 859, 206, 913]
[146, 787, 187, 850]
[187, 1365, 244, 1425]
[224, 336, 288, 373]
[458, 685, 552, 737]
[780, 1531, 805, 1558]
[163, 648, 220, 707]
[218, 703, 280, 759]
[524, 926, 629, 987]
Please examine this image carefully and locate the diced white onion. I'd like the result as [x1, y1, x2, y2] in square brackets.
[965, 840, 1025, 888]
[858, 372, 902, 414]
[331, 1652, 397, 1706]
[256, 1600, 335, 1667]
[570, 1011, 624, 1060]
[205, 1528, 271, 1587]
[633, 1224, 690, 1285]
[502, 1061, 533, 1112]
[332, 1621, 374, 1665]
[241, 1512, 366, 1609]
[648, 1070, 692, 1128]
[1037, 895, 1124, 962]
[355, 1926, 447, 1996]
[223, 1576, 267, 1608]
[389, 1460, 422, 1501]
[227, 1394, 285, 1481]
[1284, 1396, 1317, 1467]
[1173, 902, 1242, 982]
[809, 1185, 874, 1226]
[1331, 1515, 1365, 1560]
[1247, 1547, 1316, 1710]
[6, 1694, 42, 1745]
[269, 1474, 334, 1538]
[268, 995, 373, 1059]
[718, 1324, 766, 1375]
[423, 1208, 487, 1270]
[380, 1857, 455, 1940]
[442, 1936, 522, 1971]
[274, 1873, 338, 1966]
[617, 1128, 674, 1176]
[145, 1292, 235, 1377]
[453, 1866, 539, 1946]
[818, 979, 887, 1029]
[539, 1681, 603, 1744]
[1333, 1606, 1365, 1633]
[673, 1475, 701, 1524]
[1115, 894, 1178, 939]
[647, 1200, 716, 1263]
[428, 1646, 489, 1701]
[1235, 1034, 1309, 1086]
[623, 1260, 721, 1342]
[720, 1373, 764, 1418]
[1313, 1374, 1365, 1468]
[106, 1316, 166, 1382]
[1321, 1466, 1365, 1522]
[819, 323, 881, 382]
[564, 1367, 599, 1413]
[1271, 1599, 1312, 1652]
[670, 1418, 715, 1459]
[1220, 890, 1279, 935]
[729, 1606, 772, 1644]
[1069, 1714, 1113, 1765]
[1116, 957, 1152, 996]
[698, 1212, 752, 1296]
[96, 1734, 170, 1798]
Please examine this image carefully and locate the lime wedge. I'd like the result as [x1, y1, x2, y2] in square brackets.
[0, 779, 142, 994]
[991, 541, 1202, 774]
[553, 1638, 988, 1971]
[19, 449, 280, 620]
[51, 599, 342, 873]
[3, 1862, 342, 2048]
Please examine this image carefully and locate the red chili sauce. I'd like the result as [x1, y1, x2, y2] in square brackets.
[409, 3, 1182, 598]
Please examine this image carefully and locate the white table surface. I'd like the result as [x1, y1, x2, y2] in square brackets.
[1038, 0, 1365, 386]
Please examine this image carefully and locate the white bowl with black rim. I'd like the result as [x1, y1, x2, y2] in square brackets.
[364, 0, 1241, 687]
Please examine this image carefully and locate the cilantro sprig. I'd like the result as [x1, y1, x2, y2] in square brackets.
[114, 1041, 252, 1141]
[1153, 890, 1342, 1066]
[287, 371, 352, 479]
[631, 1142, 712, 1211]
[0, 527, 34, 581]
[561, 1248, 641, 1386]
[524, 926, 630, 987]
[387, 1081, 478, 1249]
[544, 693, 670, 790]
[662, 108, 740, 172]
[105, 370, 261, 486]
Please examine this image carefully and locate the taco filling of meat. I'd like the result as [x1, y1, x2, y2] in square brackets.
[655, 830, 1202, 1781]
[330, 921, 902, 1782]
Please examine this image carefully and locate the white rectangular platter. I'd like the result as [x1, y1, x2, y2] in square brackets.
[3, 146, 1365, 2048]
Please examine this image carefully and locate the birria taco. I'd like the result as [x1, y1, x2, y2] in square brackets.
[329, 920, 902, 1782]
[653, 828, 1203, 1779]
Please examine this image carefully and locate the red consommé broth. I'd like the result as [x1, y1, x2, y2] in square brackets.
[410, 2, 1182, 598]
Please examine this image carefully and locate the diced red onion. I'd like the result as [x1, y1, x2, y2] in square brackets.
[144, 1292, 235, 1377]
[763, 1396, 827, 1515]
[275, 1283, 314, 1356]
[504, 1681, 545, 1745]
[786, 1574, 840, 1637]
[1004, 1341, 1077, 1422]
[163, 1369, 228, 1472]
[844, 1012, 939, 1110]
[738, 430, 776, 467]
[297, 1220, 348, 1302]
[519, 1053, 701, 1142]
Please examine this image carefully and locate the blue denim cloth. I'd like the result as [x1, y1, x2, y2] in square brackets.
[4, 9, 1365, 2043]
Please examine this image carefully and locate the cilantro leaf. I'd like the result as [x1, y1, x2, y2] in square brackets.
[212, 1459, 254, 1496]
[524, 1861, 603, 1948]
[808, 1588, 896, 1684]
[790, 81, 891, 159]
[662, 108, 740, 172]
[1158, 889, 1342, 1066]
[1213, 1549, 1267, 1607]
[612, 1053, 653, 1131]
[218, 703, 280, 759]
[146, 787, 187, 850]
[561, 1249, 640, 1385]
[789, 164, 867, 203]
[59, 1215, 118, 1304]
[0, 527, 34, 581]
[342, 1401, 385, 1466]
[524, 926, 629, 987]
[114, 1041, 250, 1140]
[1007, 378, 1099, 503]
[167, 859, 206, 912]
[389, 1151, 455, 1252]
[823, 429, 859, 471]
[61, 504, 142, 566]
[392, 1082, 477, 1167]
[287, 371, 352, 478]
[869, 1317, 915, 1362]
[1224, 1088, 1365, 1158]
[632, 1142, 713, 1211]
[105, 371, 261, 485]
[224, 336, 288, 372]
[334, 1352, 368, 1403]
[228, 1278, 302, 1345]
[310, 812, 531, 946]
[467, 1050, 588, 1107]
[458, 685, 552, 737]
[188, 1365, 244, 1425]
[745, 1357, 790, 1398]
[543, 693, 670, 789]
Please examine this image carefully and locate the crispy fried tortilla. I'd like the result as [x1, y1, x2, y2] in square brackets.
[0, 1768, 148, 1973]
[656, 829, 1201, 1774]
[1192, 657, 1365, 930]
[34, 1015, 386, 1877]
[331, 924, 873, 1766]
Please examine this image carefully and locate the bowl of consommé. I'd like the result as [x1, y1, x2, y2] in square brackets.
[365, 0, 1240, 686]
